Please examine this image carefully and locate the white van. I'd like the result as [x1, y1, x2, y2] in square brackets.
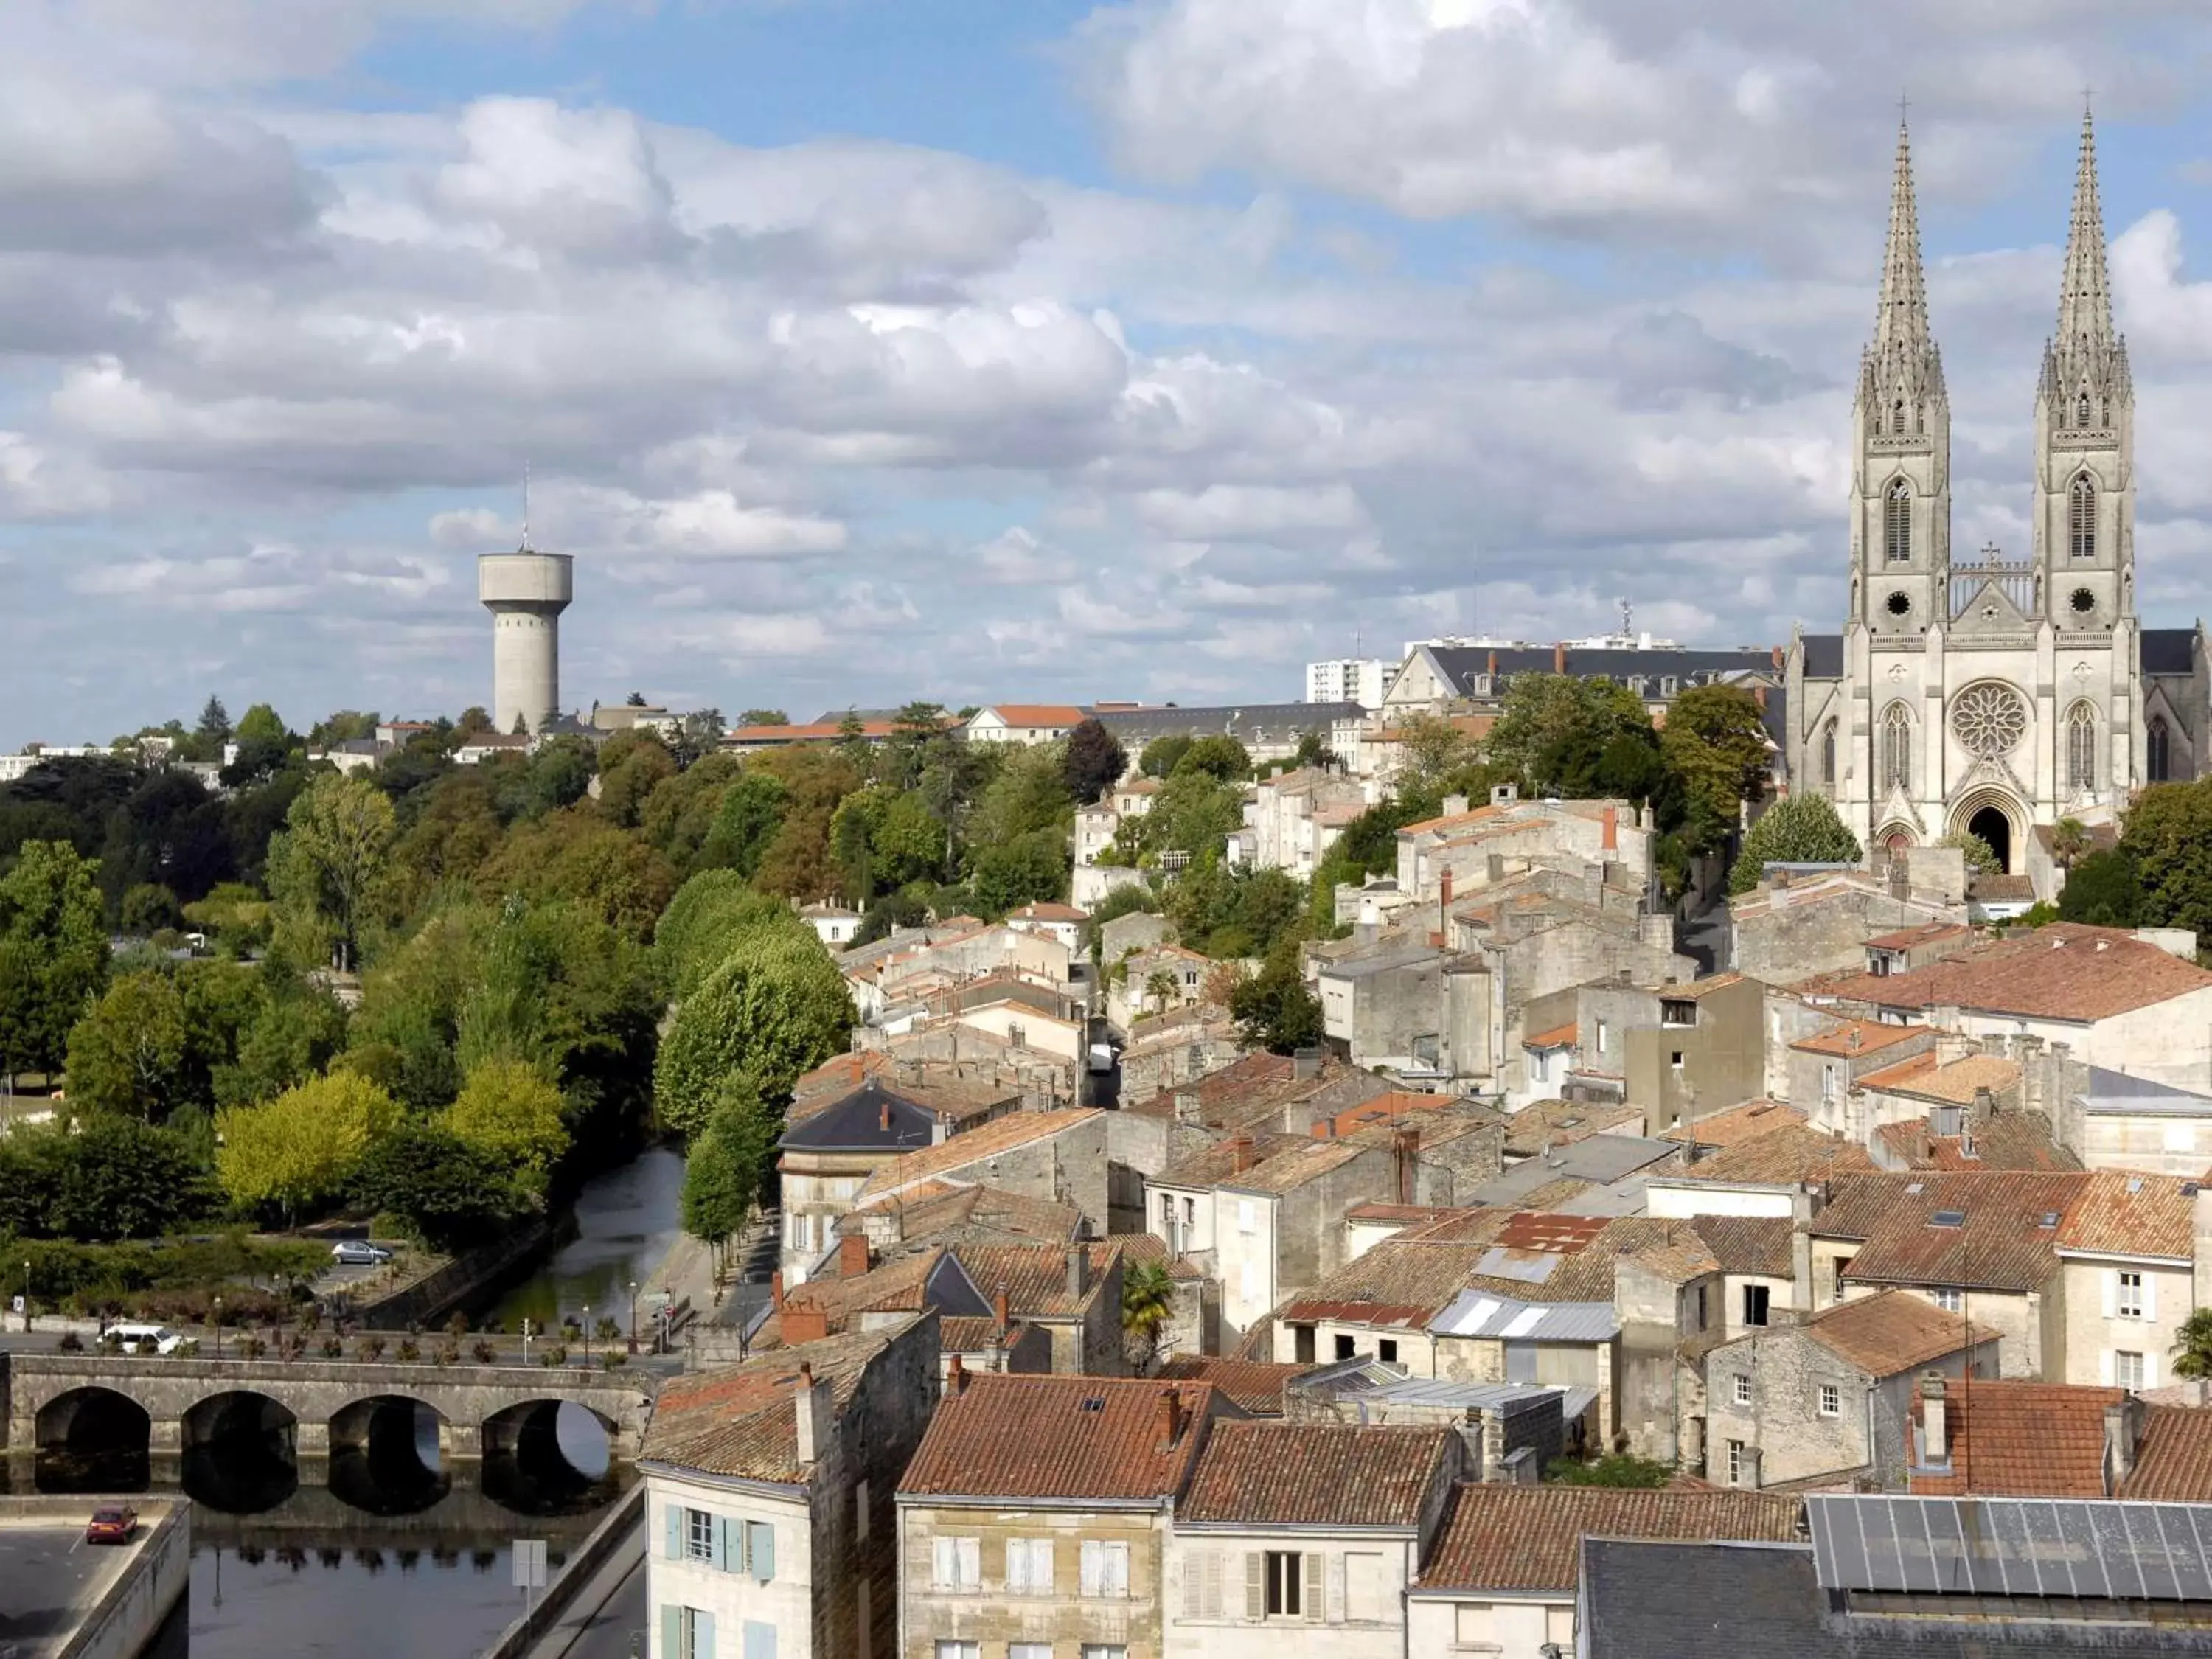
[105, 1322, 183, 1355]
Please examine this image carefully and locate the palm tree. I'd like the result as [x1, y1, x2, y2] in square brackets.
[1121, 1259, 1178, 1374]
[2171, 1309, 2212, 1382]
[2052, 817, 2090, 873]
[1144, 969, 1179, 1013]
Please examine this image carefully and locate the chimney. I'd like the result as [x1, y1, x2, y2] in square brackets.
[1601, 805, 1618, 853]
[839, 1231, 870, 1279]
[1553, 641, 1567, 673]
[782, 1301, 829, 1344]
[794, 1361, 832, 1464]
[1791, 1220, 1813, 1310]
[1486, 650, 1497, 677]
[1155, 1385, 1184, 1450]
[1921, 1374, 1947, 1465]
[1935, 1030, 1973, 1067]
[771, 1270, 786, 1312]
[1066, 1245, 1092, 1298]
[1394, 1126, 1421, 1204]
[1771, 643, 1784, 670]
[1230, 1135, 1258, 1175]
[993, 1282, 1011, 1338]
[879, 1095, 893, 1132]
[1753, 685, 1768, 712]
[1441, 867, 1455, 908]
[1443, 793, 1470, 818]
[1313, 1119, 1336, 1140]
[947, 1352, 967, 1397]
[2106, 1395, 2147, 1491]
[1174, 1090, 1201, 1126]
[1294, 1047, 1322, 1081]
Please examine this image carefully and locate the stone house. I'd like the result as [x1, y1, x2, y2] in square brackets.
[896, 1375, 1233, 1659]
[1117, 1008, 1245, 1104]
[1553, 972, 1766, 1131]
[1785, 1018, 1936, 1135]
[1728, 867, 1960, 986]
[849, 1109, 1109, 1235]
[1163, 1422, 1461, 1656]
[2049, 1172, 2199, 1391]
[1904, 1377, 2212, 1500]
[1097, 908, 1172, 964]
[1005, 900, 1090, 954]
[1394, 796, 1655, 906]
[1701, 1290, 1999, 1489]
[1404, 1486, 1803, 1659]
[2053, 1057, 2212, 1175]
[1234, 767, 1368, 880]
[643, 1314, 940, 1659]
[1110, 945, 1218, 1032]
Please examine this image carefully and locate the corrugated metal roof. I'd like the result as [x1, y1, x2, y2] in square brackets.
[1428, 1290, 1619, 1343]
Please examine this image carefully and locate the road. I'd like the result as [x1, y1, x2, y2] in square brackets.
[0, 1520, 138, 1659]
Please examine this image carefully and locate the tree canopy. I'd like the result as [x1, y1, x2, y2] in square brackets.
[1727, 795, 1863, 894]
[654, 928, 856, 1136]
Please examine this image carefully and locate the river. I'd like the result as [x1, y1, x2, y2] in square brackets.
[14, 1150, 684, 1659]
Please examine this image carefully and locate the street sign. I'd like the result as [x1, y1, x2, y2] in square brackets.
[512, 1539, 548, 1591]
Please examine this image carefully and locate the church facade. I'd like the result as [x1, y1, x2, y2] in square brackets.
[1786, 114, 2209, 877]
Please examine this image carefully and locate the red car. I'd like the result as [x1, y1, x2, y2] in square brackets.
[86, 1506, 137, 1545]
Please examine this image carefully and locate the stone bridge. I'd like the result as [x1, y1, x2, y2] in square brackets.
[1, 1352, 657, 1463]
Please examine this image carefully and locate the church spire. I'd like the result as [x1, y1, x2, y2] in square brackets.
[2042, 105, 2131, 414]
[1860, 113, 1945, 423]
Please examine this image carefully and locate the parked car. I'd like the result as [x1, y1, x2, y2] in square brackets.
[104, 1322, 182, 1355]
[86, 1506, 138, 1544]
[330, 1240, 394, 1266]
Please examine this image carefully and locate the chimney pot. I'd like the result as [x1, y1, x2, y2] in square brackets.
[1156, 1385, 1183, 1449]
[994, 1283, 1010, 1337]
[839, 1231, 870, 1279]
[1601, 804, 1618, 853]
[880, 1096, 892, 1132]
[948, 1352, 967, 1395]
[1066, 1245, 1092, 1298]
[771, 1270, 785, 1312]
[1921, 1372, 1948, 1464]
[1553, 641, 1567, 674]
[1231, 1134, 1257, 1174]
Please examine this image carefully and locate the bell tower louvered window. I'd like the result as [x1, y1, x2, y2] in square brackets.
[2069, 474, 2096, 560]
[1885, 479, 1911, 565]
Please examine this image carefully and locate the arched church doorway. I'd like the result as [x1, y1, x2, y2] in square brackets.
[1967, 805, 2013, 874]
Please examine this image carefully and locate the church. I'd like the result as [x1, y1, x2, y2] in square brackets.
[1785, 113, 2209, 881]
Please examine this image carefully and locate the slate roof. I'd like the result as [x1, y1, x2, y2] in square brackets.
[1415, 1485, 1802, 1593]
[897, 1375, 1222, 1503]
[1153, 1357, 1317, 1416]
[1819, 924, 2212, 1023]
[2143, 627, 2199, 677]
[779, 1080, 953, 1152]
[1799, 1290, 1998, 1377]
[1091, 703, 1363, 745]
[1422, 644, 1782, 703]
[1818, 1172, 2083, 1292]
[1178, 1422, 1453, 1527]
[642, 1323, 910, 1484]
[1800, 633, 1844, 679]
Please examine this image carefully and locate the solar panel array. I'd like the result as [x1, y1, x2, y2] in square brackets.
[1807, 1495, 2212, 1601]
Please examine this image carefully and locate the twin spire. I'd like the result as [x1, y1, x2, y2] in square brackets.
[1864, 105, 2129, 421]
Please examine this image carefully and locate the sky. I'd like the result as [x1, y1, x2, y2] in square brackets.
[6, 0, 2212, 746]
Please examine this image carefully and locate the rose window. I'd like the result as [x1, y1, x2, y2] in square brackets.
[1950, 683, 2028, 758]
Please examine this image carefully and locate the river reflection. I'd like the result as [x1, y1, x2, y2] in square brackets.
[488, 1145, 684, 1336]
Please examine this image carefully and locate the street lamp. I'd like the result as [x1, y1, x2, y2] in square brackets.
[627, 1281, 638, 1355]
[21, 1260, 29, 1335]
[582, 1304, 591, 1364]
[212, 1296, 223, 1361]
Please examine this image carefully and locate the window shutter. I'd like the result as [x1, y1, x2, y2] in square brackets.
[1245, 1552, 1265, 1621]
[663, 1606, 684, 1659]
[749, 1521, 776, 1583]
[1182, 1549, 1207, 1621]
[711, 1516, 731, 1574]
[2143, 1275, 2158, 1323]
[2099, 1349, 2115, 1385]
[935, 1537, 955, 1587]
[1034, 1540, 1054, 1594]
[959, 1537, 979, 1589]
[1304, 1553, 1324, 1622]
[742, 1620, 776, 1659]
[694, 1610, 715, 1658]
[2147, 1351, 2160, 1389]
[665, 1505, 684, 1562]
[2103, 1272, 2118, 1319]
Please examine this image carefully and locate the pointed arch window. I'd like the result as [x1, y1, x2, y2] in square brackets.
[2149, 717, 2172, 783]
[1880, 703, 1913, 794]
[1885, 479, 1912, 565]
[2067, 703, 2097, 793]
[2077, 391, 2093, 428]
[1820, 720, 1837, 788]
[2070, 473, 2096, 560]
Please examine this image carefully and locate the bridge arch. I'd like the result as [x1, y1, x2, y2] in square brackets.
[181, 1389, 300, 1513]
[480, 1399, 619, 1515]
[33, 1386, 150, 1493]
[327, 1394, 451, 1517]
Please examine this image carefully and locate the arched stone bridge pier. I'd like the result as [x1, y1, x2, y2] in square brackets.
[4, 1353, 654, 1462]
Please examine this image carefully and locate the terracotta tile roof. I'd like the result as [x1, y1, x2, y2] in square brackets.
[777, 1248, 952, 1335]
[1277, 1237, 1498, 1329]
[1153, 1131, 1307, 1189]
[643, 1324, 909, 1483]
[1676, 1124, 1876, 1185]
[1227, 1136, 1368, 1195]
[937, 1316, 1028, 1352]
[1820, 924, 2212, 1023]
[1801, 1289, 1998, 1377]
[852, 1109, 1101, 1202]
[1510, 1175, 1595, 1210]
[1689, 1215, 1794, 1277]
[1523, 1023, 1577, 1050]
[952, 1243, 1112, 1321]
[1501, 1096, 1644, 1158]
[1871, 1113, 2079, 1172]
[897, 1374, 1222, 1503]
[1906, 1380, 2122, 1498]
[2056, 1169, 2197, 1260]
[1007, 902, 1088, 922]
[1863, 922, 1975, 953]
[1416, 1486, 1802, 1593]
[1818, 1172, 2082, 1292]
[1317, 1089, 1461, 1139]
[1346, 1203, 1455, 1225]
[1790, 1019, 1930, 1058]
[1397, 804, 1509, 837]
[1124, 1051, 1295, 1123]
[1857, 1054, 2020, 1106]
[1154, 1357, 1317, 1416]
[1180, 1422, 1453, 1527]
[973, 703, 1088, 727]
[850, 1183, 1084, 1245]
[1662, 1101, 1804, 1148]
[1665, 972, 1750, 1001]
[728, 718, 902, 742]
[2121, 1407, 2212, 1500]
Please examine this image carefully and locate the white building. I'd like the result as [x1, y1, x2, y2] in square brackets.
[1305, 658, 1390, 711]
[961, 704, 1089, 745]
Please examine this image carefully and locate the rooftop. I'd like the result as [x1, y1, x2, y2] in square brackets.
[1672, 1124, 1877, 1186]
[1661, 1100, 1805, 1149]
[2055, 1169, 2197, 1260]
[642, 1323, 911, 1484]
[1178, 1422, 1453, 1528]
[1798, 1288, 1999, 1377]
[851, 1109, 1102, 1203]
[1820, 924, 2212, 1024]
[1416, 1484, 1802, 1594]
[1818, 1172, 2085, 1291]
[1153, 1356, 1318, 1416]
[1791, 1019, 1930, 1058]
[1501, 1096, 1644, 1158]
[1853, 1051, 2020, 1105]
[897, 1374, 1221, 1503]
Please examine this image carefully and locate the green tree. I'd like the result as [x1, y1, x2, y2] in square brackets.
[1546, 1453, 1674, 1488]
[2057, 847, 2144, 927]
[678, 1130, 748, 1278]
[52, 1115, 208, 1241]
[680, 1077, 782, 1279]
[266, 773, 397, 972]
[1121, 1258, 1176, 1371]
[737, 709, 789, 728]
[1391, 712, 1477, 791]
[1134, 733, 1189, 779]
[970, 828, 1069, 917]
[210, 977, 349, 1111]
[594, 731, 678, 830]
[64, 970, 190, 1120]
[2051, 816, 2090, 873]
[1660, 685, 1770, 850]
[444, 1057, 569, 1186]
[1938, 832, 2002, 877]
[221, 702, 296, 787]
[2118, 779, 2212, 938]
[119, 882, 183, 936]
[700, 770, 790, 878]
[1727, 795, 1863, 894]
[0, 839, 111, 1076]
[2172, 1307, 2212, 1382]
[0, 1129, 64, 1237]
[1064, 718, 1127, 805]
[875, 791, 949, 890]
[192, 695, 234, 759]
[654, 930, 855, 1136]
[1228, 940, 1324, 1054]
[215, 1070, 400, 1224]
[653, 870, 802, 1001]
[1172, 734, 1252, 783]
[1484, 675, 1653, 796]
[349, 1122, 526, 1251]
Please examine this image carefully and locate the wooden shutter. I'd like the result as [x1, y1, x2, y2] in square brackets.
[663, 1606, 684, 1659]
[1182, 1548, 1208, 1620]
[712, 1515, 733, 1573]
[959, 1537, 979, 1589]
[1303, 1552, 1324, 1622]
[749, 1520, 776, 1583]
[1203, 1548, 1223, 1618]
[1245, 1551, 1266, 1621]
[2103, 1272, 2118, 1318]
[742, 1619, 776, 1659]
[665, 1503, 684, 1561]
[693, 1610, 714, 1658]
[934, 1536, 956, 1588]
[2144, 1274, 2159, 1323]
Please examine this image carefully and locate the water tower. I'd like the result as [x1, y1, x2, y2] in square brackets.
[478, 542, 572, 734]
